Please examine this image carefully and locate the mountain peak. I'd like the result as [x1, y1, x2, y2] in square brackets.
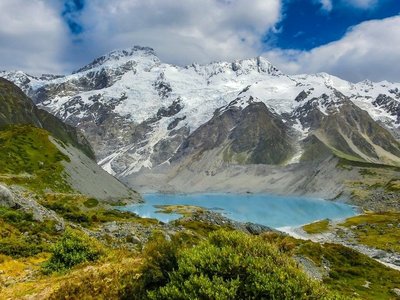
[186, 55, 282, 78]
[74, 46, 158, 73]
[229, 56, 281, 75]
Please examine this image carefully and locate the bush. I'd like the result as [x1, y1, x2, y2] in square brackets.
[0, 207, 59, 257]
[43, 229, 103, 273]
[129, 230, 344, 299]
[83, 198, 99, 208]
[152, 231, 341, 299]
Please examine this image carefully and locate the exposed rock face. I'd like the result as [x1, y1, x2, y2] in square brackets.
[0, 184, 15, 208]
[180, 210, 274, 235]
[0, 184, 64, 227]
[373, 94, 400, 124]
[296, 92, 400, 166]
[172, 101, 294, 167]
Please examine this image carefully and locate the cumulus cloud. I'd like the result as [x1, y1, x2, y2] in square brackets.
[318, 0, 333, 12]
[76, 0, 281, 66]
[263, 16, 400, 82]
[0, 0, 397, 83]
[0, 0, 70, 74]
[317, 0, 379, 12]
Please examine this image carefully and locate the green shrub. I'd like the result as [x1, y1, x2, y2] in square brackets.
[302, 219, 330, 234]
[129, 230, 343, 299]
[296, 241, 400, 299]
[0, 206, 59, 257]
[83, 198, 99, 208]
[43, 229, 103, 273]
[0, 233, 48, 257]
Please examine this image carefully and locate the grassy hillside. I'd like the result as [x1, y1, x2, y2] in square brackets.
[2, 212, 400, 299]
[0, 78, 94, 159]
[0, 125, 72, 192]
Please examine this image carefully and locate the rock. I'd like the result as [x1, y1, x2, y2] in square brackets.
[126, 234, 141, 244]
[372, 250, 387, 259]
[0, 184, 17, 208]
[294, 256, 327, 281]
[184, 210, 275, 235]
[362, 281, 371, 289]
[0, 184, 65, 230]
[244, 222, 273, 235]
[392, 288, 400, 297]
[104, 222, 120, 233]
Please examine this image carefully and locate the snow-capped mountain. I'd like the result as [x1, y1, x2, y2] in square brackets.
[1, 45, 399, 195]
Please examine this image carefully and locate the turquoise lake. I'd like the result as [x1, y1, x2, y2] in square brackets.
[120, 193, 358, 229]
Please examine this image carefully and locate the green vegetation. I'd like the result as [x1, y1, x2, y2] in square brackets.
[38, 193, 156, 228]
[0, 206, 59, 258]
[43, 229, 103, 273]
[45, 253, 141, 300]
[340, 212, 400, 253]
[154, 204, 204, 216]
[303, 219, 330, 234]
[343, 165, 400, 210]
[222, 147, 249, 165]
[0, 125, 72, 192]
[131, 230, 342, 300]
[174, 219, 224, 237]
[386, 179, 400, 191]
[261, 232, 400, 300]
[2, 208, 400, 299]
[296, 241, 400, 300]
[83, 198, 99, 208]
[339, 158, 400, 171]
[300, 135, 333, 162]
[0, 78, 95, 159]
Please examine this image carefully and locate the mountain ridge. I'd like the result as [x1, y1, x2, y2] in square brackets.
[1, 46, 399, 199]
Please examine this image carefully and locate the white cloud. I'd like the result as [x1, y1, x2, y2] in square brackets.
[319, 0, 333, 12]
[0, 0, 397, 84]
[317, 0, 379, 12]
[0, 0, 70, 74]
[77, 0, 282, 66]
[263, 16, 400, 82]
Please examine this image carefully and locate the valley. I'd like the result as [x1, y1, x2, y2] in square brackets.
[1, 46, 399, 210]
[0, 48, 399, 299]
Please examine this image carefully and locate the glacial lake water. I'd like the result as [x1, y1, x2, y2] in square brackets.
[120, 193, 358, 229]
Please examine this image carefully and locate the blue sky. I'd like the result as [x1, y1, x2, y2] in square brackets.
[62, 0, 85, 35]
[273, 0, 400, 50]
[0, 0, 399, 82]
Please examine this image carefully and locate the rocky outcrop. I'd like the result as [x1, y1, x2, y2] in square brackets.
[179, 209, 274, 235]
[172, 100, 294, 167]
[0, 184, 15, 208]
[373, 94, 400, 124]
[0, 184, 64, 228]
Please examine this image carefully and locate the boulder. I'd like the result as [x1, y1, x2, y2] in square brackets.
[0, 184, 18, 208]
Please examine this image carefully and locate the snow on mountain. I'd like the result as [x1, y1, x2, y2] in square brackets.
[1, 46, 399, 177]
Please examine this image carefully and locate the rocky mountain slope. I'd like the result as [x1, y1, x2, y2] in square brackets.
[0, 78, 140, 202]
[1, 46, 399, 197]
